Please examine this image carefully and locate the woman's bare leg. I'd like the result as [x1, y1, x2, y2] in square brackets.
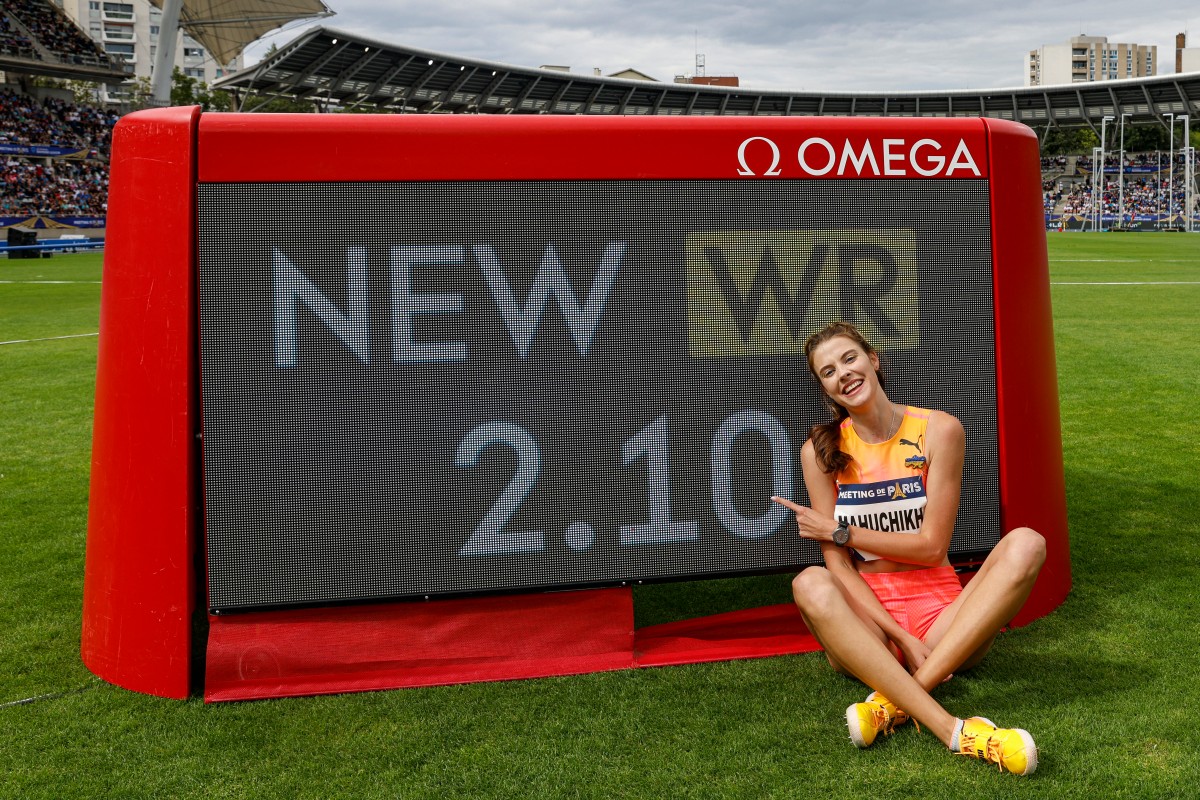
[792, 566, 959, 747]
[913, 528, 1046, 691]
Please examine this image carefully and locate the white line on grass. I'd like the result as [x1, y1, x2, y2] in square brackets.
[0, 684, 97, 709]
[0, 332, 99, 346]
[1051, 281, 1200, 285]
[0, 280, 102, 284]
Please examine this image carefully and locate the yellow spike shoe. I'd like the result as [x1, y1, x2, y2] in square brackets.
[846, 691, 908, 748]
[954, 716, 1038, 776]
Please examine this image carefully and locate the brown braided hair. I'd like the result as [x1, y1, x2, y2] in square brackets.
[803, 321, 886, 475]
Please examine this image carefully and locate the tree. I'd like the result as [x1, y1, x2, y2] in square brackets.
[1121, 126, 1167, 153]
[239, 93, 319, 113]
[126, 68, 231, 111]
[30, 76, 102, 105]
[1034, 124, 1199, 157]
[168, 67, 232, 111]
[1038, 127, 1099, 156]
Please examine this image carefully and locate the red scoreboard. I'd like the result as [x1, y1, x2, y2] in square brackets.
[82, 109, 1070, 700]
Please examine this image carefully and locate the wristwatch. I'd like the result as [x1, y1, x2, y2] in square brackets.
[832, 521, 851, 547]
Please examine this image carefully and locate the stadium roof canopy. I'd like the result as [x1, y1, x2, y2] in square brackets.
[150, 0, 333, 66]
[215, 25, 1200, 134]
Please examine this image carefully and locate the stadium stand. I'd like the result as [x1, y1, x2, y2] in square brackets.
[0, 89, 116, 220]
[0, 0, 128, 84]
[3, 0, 112, 69]
[1043, 152, 1196, 227]
[0, 88, 116, 153]
[1, 157, 108, 217]
[0, 12, 38, 61]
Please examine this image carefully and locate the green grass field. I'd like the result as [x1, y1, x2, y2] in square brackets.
[2, 234, 1198, 798]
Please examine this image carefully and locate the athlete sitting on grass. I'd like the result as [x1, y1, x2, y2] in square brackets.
[772, 320, 1046, 776]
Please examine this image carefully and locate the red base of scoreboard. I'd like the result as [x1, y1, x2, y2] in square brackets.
[203, 589, 826, 703]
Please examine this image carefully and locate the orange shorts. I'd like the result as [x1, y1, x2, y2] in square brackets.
[860, 565, 962, 642]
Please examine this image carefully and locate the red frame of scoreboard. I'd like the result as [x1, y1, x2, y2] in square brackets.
[82, 109, 1070, 699]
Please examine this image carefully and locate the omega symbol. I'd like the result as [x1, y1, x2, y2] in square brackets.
[737, 136, 782, 177]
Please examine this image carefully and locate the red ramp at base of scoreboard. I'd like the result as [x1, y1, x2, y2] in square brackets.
[203, 587, 824, 702]
[634, 601, 820, 667]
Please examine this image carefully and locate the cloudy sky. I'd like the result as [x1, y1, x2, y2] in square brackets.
[246, 1, 1198, 92]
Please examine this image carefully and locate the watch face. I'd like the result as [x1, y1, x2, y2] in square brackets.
[833, 524, 850, 546]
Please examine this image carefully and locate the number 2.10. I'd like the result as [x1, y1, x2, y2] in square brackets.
[453, 410, 795, 557]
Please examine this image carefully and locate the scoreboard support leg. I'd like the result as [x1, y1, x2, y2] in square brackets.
[82, 107, 200, 700]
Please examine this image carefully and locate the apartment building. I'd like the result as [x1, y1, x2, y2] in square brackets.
[1026, 35, 1156, 86]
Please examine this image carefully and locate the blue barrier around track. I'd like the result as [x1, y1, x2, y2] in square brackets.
[1, 238, 106, 255]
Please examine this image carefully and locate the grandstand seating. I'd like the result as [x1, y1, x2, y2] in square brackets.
[0, 89, 116, 218]
[1041, 153, 1197, 225]
[0, 13, 37, 61]
[0, 88, 116, 152]
[2, 0, 113, 69]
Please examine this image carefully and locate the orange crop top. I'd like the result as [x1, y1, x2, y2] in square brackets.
[833, 406, 931, 562]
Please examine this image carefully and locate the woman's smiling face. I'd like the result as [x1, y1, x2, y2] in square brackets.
[808, 334, 881, 410]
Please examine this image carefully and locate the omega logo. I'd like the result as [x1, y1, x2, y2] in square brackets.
[736, 137, 782, 176]
[736, 135, 981, 178]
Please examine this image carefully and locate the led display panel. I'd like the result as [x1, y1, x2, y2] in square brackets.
[198, 178, 999, 611]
